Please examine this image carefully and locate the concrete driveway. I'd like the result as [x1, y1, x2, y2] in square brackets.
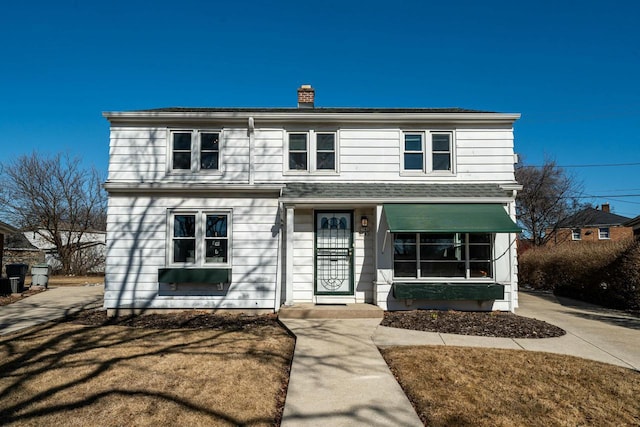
[515, 291, 640, 370]
[0, 285, 103, 335]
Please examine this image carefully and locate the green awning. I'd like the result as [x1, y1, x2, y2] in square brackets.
[384, 204, 521, 233]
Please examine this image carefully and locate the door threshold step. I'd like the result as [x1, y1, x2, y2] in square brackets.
[278, 303, 383, 319]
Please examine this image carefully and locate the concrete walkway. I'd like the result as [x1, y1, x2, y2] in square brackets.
[281, 292, 639, 426]
[281, 318, 423, 427]
[374, 292, 640, 370]
[0, 285, 104, 335]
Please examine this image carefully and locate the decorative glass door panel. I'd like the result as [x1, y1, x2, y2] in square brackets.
[315, 211, 354, 295]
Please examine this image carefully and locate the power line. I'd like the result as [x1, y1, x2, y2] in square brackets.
[519, 162, 640, 168]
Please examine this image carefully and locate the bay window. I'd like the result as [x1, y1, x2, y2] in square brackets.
[393, 232, 493, 279]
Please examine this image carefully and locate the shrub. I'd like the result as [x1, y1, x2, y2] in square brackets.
[518, 239, 640, 310]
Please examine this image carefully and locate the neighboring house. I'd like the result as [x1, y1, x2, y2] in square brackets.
[23, 229, 106, 273]
[3, 232, 45, 274]
[547, 204, 633, 244]
[623, 215, 640, 238]
[0, 220, 19, 277]
[103, 85, 522, 315]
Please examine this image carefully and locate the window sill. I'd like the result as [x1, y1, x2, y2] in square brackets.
[168, 170, 224, 176]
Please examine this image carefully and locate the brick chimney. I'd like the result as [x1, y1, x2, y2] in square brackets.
[297, 84, 315, 108]
[601, 203, 610, 213]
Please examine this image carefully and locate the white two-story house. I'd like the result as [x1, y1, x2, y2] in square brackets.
[103, 85, 521, 315]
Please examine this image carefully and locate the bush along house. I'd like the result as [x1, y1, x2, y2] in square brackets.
[103, 85, 521, 315]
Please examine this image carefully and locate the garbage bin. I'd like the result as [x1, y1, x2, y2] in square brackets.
[6, 263, 28, 293]
[9, 277, 20, 293]
[31, 263, 51, 288]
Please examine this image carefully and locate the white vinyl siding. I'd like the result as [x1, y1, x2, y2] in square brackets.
[104, 195, 279, 310]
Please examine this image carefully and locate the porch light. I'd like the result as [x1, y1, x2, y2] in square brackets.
[360, 216, 369, 235]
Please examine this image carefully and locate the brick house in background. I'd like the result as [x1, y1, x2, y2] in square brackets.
[623, 215, 640, 238]
[546, 204, 633, 245]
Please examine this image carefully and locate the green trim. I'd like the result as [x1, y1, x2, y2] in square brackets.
[384, 203, 521, 233]
[158, 268, 231, 284]
[392, 282, 504, 300]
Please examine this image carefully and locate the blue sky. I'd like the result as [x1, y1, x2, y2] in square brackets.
[1, 0, 639, 216]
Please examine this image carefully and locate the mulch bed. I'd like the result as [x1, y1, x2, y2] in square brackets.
[70, 309, 282, 331]
[382, 310, 566, 338]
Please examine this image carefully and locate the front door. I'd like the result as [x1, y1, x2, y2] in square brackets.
[314, 211, 354, 295]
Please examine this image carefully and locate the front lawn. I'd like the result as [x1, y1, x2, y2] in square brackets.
[0, 312, 294, 426]
[382, 346, 640, 426]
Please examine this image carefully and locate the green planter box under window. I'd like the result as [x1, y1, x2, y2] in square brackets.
[392, 282, 504, 301]
[158, 268, 231, 284]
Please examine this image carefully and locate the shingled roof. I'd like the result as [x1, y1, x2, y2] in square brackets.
[281, 183, 508, 201]
[557, 207, 632, 228]
[135, 107, 493, 114]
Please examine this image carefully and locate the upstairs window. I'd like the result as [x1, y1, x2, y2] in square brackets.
[170, 211, 230, 266]
[316, 133, 336, 170]
[200, 132, 220, 170]
[286, 131, 338, 173]
[432, 133, 452, 171]
[402, 131, 454, 173]
[170, 130, 221, 172]
[288, 133, 308, 170]
[403, 134, 424, 171]
[172, 132, 192, 170]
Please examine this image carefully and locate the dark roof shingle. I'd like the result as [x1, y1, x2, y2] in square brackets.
[557, 207, 631, 228]
[281, 183, 508, 200]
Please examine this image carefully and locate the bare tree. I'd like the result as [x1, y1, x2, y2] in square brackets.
[0, 151, 107, 274]
[515, 157, 583, 246]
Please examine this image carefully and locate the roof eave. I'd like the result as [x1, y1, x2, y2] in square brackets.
[103, 111, 521, 126]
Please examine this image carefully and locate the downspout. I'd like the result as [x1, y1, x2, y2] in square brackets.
[248, 116, 255, 185]
[274, 194, 284, 312]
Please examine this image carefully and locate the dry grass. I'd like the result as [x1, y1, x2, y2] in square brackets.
[382, 346, 640, 427]
[0, 319, 294, 426]
[43, 275, 104, 287]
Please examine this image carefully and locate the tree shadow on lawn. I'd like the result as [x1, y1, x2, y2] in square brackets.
[0, 314, 294, 426]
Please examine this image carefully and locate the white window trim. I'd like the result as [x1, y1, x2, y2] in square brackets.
[598, 227, 610, 240]
[400, 130, 456, 175]
[166, 209, 232, 268]
[167, 129, 224, 175]
[392, 232, 494, 281]
[572, 229, 582, 240]
[284, 129, 340, 175]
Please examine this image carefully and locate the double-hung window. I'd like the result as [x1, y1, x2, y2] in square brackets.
[393, 232, 493, 279]
[288, 133, 308, 170]
[403, 133, 424, 171]
[170, 130, 221, 172]
[170, 211, 230, 266]
[432, 133, 452, 171]
[598, 227, 610, 240]
[287, 131, 337, 172]
[572, 229, 582, 240]
[402, 131, 453, 173]
[316, 133, 336, 170]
